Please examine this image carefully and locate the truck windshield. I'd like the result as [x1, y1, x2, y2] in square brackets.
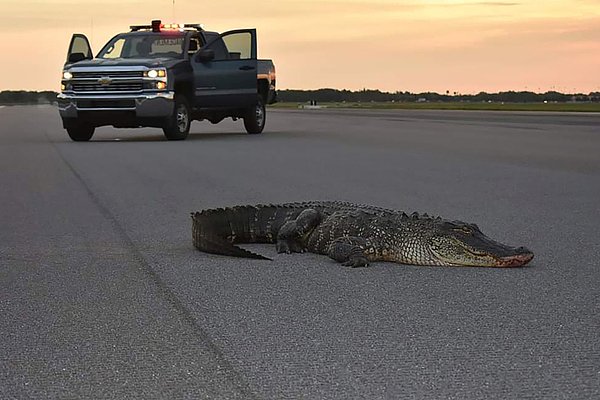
[97, 33, 186, 59]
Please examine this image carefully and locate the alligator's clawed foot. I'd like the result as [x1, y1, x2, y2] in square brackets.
[276, 209, 320, 255]
[276, 241, 291, 254]
[328, 236, 371, 267]
[276, 240, 304, 254]
[342, 257, 370, 268]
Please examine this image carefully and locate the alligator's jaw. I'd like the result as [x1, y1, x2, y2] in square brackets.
[495, 251, 534, 267]
[430, 243, 535, 268]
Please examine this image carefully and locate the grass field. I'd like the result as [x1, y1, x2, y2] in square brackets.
[270, 102, 600, 112]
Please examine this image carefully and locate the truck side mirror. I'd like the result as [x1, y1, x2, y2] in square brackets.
[68, 52, 87, 63]
[196, 49, 215, 62]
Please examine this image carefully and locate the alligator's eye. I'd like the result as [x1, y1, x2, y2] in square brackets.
[453, 227, 472, 235]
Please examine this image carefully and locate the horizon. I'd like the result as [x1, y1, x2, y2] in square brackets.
[2, 87, 599, 96]
[1, 0, 599, 93]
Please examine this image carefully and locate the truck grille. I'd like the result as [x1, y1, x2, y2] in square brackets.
[71, 70, 145, 93]
[72, 71, 143, 79]
[72, 81, 144, 92]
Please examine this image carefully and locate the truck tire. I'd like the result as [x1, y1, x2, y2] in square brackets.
[243, 95, 266, 134]
[66, 124, 95, 142]
[163, 97, 190, 140]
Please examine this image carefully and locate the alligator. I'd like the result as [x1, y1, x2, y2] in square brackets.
[191, 201, 534, 267]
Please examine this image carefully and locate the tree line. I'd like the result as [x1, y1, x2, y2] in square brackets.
[1, 89, 599, 105]
[0, 91, 58, 105]
[278, 89, 600, 103]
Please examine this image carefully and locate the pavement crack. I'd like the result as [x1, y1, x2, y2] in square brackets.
[47, 137, 259, 399]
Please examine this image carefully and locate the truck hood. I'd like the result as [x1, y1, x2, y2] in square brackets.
[67, 58, 183, 69]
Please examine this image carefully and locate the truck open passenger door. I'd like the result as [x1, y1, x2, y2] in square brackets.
[66, 34, 93, 65]
[192, 29, 258, 108]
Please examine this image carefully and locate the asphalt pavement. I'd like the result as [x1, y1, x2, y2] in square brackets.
[1, 105, 599, 399]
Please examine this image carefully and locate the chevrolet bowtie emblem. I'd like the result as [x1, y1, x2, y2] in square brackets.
[98, 76, 112, 85]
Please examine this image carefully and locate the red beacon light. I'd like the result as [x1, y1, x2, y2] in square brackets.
[130, 21, 203, 32]
[162, 23, 184, 30]
[151, 20, 184, 32]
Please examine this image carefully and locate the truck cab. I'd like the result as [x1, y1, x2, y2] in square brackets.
[58, 21, 276, 141]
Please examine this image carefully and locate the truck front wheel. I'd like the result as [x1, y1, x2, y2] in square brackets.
[243, 95, 266, 134]
[66, 124, 95, 142]
[163, 97, 190, 140]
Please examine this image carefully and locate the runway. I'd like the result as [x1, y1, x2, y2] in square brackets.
[1, 105, 599, 398]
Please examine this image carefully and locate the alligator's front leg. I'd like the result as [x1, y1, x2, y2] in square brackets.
[276, 209, 322, 254]
[327, 236, 372, 267]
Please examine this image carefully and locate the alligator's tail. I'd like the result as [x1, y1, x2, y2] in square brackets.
[191, 207, 273, 260]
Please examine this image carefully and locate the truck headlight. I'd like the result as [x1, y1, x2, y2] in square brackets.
[63, 71, 73, 80]
[144, 69, 166, 78]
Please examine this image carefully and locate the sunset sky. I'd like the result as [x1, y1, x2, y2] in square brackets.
[1, 0, 598, 93]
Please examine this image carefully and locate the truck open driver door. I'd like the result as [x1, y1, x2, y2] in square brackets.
[66, 34, 93, 64]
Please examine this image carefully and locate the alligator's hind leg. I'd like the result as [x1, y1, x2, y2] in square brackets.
[327, 236, 371, 267]
[276, 209, 321, 254]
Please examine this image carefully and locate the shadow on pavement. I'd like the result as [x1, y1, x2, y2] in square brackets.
[86, 131, 288, 143]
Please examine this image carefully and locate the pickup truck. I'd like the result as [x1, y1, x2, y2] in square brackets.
[58, 20, 276, 141]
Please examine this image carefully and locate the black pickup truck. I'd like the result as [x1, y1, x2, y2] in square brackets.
[58, 20, 276, 141]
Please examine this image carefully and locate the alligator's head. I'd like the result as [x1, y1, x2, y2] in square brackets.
[424, 219, 534, 267]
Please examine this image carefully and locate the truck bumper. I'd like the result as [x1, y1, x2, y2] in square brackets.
[57, 91, 175, 119]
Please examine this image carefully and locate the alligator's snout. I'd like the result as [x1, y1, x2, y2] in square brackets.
[430, 221, 535, 267]
[496, 246, 534, 267]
